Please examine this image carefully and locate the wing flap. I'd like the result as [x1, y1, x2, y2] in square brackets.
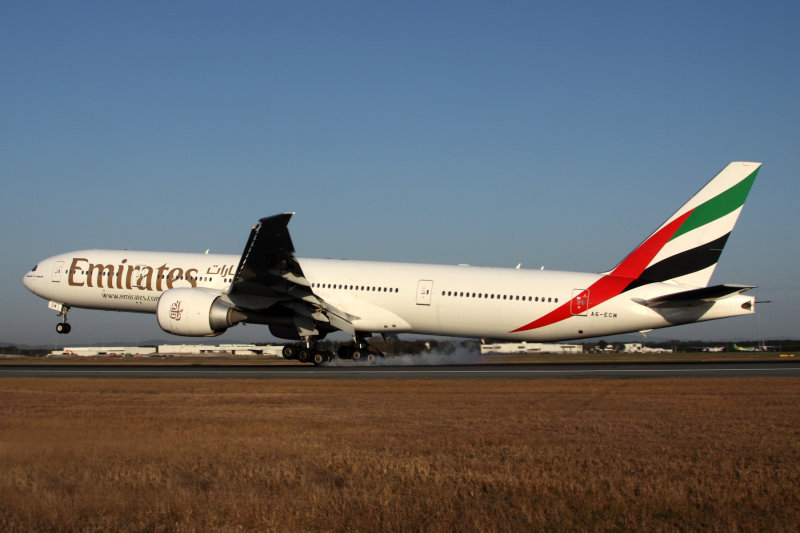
[324, 303, 357, 336]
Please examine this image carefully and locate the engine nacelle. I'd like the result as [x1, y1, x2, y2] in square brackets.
[157, 288, 246, 337]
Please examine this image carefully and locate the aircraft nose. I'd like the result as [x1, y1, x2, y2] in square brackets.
[23, 269, 39, 294]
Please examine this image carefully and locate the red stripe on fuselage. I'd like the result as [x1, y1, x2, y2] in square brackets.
[511, 211, 692, 333]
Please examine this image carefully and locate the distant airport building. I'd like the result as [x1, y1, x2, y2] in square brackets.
[480, 342, 582, 355]
[622, 343, 673, 354]
[50, 346, 155, 357]
[157, 344, 284, 356]
[50, 344, 284, 357]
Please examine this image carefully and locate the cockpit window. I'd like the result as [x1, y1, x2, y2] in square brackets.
[31, 265, 38, 272]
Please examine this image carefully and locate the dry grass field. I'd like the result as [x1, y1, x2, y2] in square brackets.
[1, 378, 799, 532]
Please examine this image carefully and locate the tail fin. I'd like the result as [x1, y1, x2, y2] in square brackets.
[610, 162, 760, 288]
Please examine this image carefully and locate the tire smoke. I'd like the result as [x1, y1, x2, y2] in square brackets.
[324, 347, 481, 367]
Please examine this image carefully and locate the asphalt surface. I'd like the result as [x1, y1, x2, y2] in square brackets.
[1, 361, 799, 380]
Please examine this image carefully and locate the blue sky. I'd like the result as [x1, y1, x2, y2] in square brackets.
[2, 1, 798, 346]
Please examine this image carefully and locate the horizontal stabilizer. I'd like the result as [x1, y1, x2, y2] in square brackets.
[637, 284, 755, 308]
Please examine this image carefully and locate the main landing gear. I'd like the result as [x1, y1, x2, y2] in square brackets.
[336, 344, 383, 364]
[281, 343, 334, 366]
[281, 338, 384, 366]
[56, 305, 72, 334]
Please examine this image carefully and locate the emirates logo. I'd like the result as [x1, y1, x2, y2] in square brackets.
[169, 300, 184, 321]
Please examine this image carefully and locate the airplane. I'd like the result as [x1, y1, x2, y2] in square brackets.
[23, 162, 761, 365]
[732, 343, 770, 352]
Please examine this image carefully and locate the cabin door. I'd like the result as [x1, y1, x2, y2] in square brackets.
[51, 261, 65, 283]
[571, 289, 589, 316]
[416, 280, 433, 306]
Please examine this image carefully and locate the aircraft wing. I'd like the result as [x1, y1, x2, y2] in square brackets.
[228, 213, 356, 337]
[637, 284, 755, 308]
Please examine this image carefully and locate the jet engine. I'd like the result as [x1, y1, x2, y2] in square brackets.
[157, 288, 246, 337]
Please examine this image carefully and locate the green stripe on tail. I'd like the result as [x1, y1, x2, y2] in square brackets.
[670, 168, 759, 241]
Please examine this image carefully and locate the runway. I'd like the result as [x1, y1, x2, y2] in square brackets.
[2, 361, 800, 380]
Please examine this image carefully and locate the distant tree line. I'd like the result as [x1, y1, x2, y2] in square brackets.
[0, 346, 50, 356]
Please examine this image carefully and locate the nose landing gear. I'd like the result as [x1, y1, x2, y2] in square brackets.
[55, 305, 71, 334]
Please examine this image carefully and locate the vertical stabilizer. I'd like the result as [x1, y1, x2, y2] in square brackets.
[611, 162, 760, 288]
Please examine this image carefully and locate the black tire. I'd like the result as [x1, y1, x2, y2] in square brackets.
[56, 323, 71, 334]
[351, 349, 363, 361]
[282, 345, 297, 359]
[337, 346, 353, 359]
[298, 349, 311, 363]
[312, 352, 325, 366]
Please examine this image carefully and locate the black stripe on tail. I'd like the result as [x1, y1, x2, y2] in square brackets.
[624, 233, 730, 292]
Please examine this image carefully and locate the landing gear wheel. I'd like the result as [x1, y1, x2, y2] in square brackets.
[282, 345, 297, 360]
[298, 348, 312, 363]
[56, 322, 71, 334]
[366, 352, 376, 364]
[351, 349, 364, 361]
[337, 345, 353, 359]
[312, 351, 326, 366]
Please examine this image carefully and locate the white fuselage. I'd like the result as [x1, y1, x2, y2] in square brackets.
[23, 249, 755, 341]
